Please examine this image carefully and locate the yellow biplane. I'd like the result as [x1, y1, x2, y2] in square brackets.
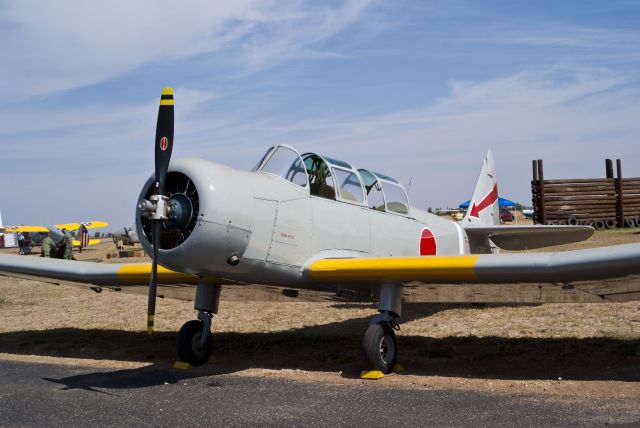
[1, 221, 108, 248]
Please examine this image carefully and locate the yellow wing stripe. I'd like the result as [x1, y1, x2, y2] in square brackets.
[54, 221, 109, 230]
[72, 239, 101, 247]
[2, 226, 49, 233]
[116, 264, 199, 284]
[309, 256, 480, 281]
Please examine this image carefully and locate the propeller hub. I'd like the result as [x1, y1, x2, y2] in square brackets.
[149, 195, 170, 221]
[166, 193, 193, 229]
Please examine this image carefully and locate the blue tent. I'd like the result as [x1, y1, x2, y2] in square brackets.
[459, 197, 516, 209]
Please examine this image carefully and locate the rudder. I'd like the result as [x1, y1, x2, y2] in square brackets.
[462, 150, 500, 226]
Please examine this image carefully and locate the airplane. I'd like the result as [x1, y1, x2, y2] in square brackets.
[1, 221, 108, 250]
[0, 87, 639, 375]
[121, 226, 141, 245]
[0, 210, 17, 248]
[433, 208, 465, 221]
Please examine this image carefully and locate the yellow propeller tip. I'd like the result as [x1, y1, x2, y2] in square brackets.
[162, 87, 173, 96]
[147, 327, 154, 335]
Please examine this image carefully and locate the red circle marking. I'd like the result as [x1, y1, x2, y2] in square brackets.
[419, 227, 437, 256]
[160, 137, 168, 151]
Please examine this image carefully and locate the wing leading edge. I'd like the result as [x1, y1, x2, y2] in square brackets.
[307, 243, 640, 284]
[0, 253, 204, 286]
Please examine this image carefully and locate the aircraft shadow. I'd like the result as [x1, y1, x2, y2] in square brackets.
[1, 303, 638, 390]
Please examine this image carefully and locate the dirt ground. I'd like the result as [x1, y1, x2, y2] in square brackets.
[0, 229, 639, 397]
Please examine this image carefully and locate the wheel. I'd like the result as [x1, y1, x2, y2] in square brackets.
[176, 319, 212, 366]
[362, 323, 397, 374]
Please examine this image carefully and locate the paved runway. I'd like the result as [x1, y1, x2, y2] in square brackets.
[1, 360, 638, 427]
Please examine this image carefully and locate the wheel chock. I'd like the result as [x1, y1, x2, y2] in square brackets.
[360, 370, 385, 380]
[174, 361, 192, 370]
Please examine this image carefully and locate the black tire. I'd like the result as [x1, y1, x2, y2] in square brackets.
[176, 320, 212, 366]
[605, 218, 617, 229]
[362, 323, 397, 374]
[594, 220, 605, 230]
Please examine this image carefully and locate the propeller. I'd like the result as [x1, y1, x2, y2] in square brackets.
[146, 87, 174, 335]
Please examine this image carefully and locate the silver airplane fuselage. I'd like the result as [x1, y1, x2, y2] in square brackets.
[136, 156, 467, 288]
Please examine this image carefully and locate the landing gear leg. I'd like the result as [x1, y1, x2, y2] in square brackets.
[363, 282, 402, 374]
[176, 281, 220, 366]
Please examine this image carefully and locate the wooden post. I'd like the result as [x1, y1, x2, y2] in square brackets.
[537, 159, 546, 224]
[616, 159, 624, 228]
[531, 160, 539, 223]
[605, 159, 613, 179]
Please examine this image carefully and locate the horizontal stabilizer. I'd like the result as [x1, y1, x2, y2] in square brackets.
[464, 225, 594, 251]
[307, 243, 640, 284]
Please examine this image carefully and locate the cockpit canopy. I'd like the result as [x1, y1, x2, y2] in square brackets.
[253, 145, 410, 215]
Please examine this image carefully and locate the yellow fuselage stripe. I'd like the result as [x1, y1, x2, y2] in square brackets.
[116, 264, 198, 284]
[309, 256, 480, 281]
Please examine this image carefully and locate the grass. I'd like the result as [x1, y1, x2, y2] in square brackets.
[0, 228, 639, 391]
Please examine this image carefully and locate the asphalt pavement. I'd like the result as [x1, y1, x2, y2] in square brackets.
[0, 360, 638, 427]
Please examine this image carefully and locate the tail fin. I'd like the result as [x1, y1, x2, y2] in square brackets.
[0, 210, 18, 247]
[462, 149, 499, 226]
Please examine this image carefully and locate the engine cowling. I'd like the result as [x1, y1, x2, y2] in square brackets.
[136, 158, 253, 276]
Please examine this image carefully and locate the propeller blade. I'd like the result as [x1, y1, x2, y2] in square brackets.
[148, 87, 174, 335]
[155, 87, 174, 195]
[148, 221, 161, 334]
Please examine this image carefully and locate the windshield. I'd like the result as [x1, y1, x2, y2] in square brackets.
[260, 146, 307, 187]
[251, 147, 274, 171]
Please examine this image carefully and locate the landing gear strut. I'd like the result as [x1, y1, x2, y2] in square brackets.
[176, 281, 220, 366]
[362, 282, 402, 374]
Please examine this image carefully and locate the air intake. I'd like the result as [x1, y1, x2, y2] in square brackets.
[139, 172, 199, 250]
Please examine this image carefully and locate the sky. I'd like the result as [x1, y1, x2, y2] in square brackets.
[1, 0, 639, 229]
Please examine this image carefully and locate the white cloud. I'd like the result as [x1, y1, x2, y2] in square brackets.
[2, 5, 639, 226]
[203, 68, 640, 209]
[0, 0, 374, 100]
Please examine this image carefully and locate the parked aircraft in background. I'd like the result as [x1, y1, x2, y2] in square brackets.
[1, 221, 108, 248]
[113, 226, 141, 247]
[0, 211, 17, 247]
[434, 208, 465, 221]
[0, 88, 638, 376]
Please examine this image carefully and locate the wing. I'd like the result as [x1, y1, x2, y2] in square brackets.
[72, 239, 101, 247]
[0, 253, 205, 286]
[1, 225, 50, 233]
[463, 225, 593, 251]
[53, 221, 109, 231]
[306, 243, 640, 284]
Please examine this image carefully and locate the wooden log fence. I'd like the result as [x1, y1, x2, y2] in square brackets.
[531, 158, 640, 228]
